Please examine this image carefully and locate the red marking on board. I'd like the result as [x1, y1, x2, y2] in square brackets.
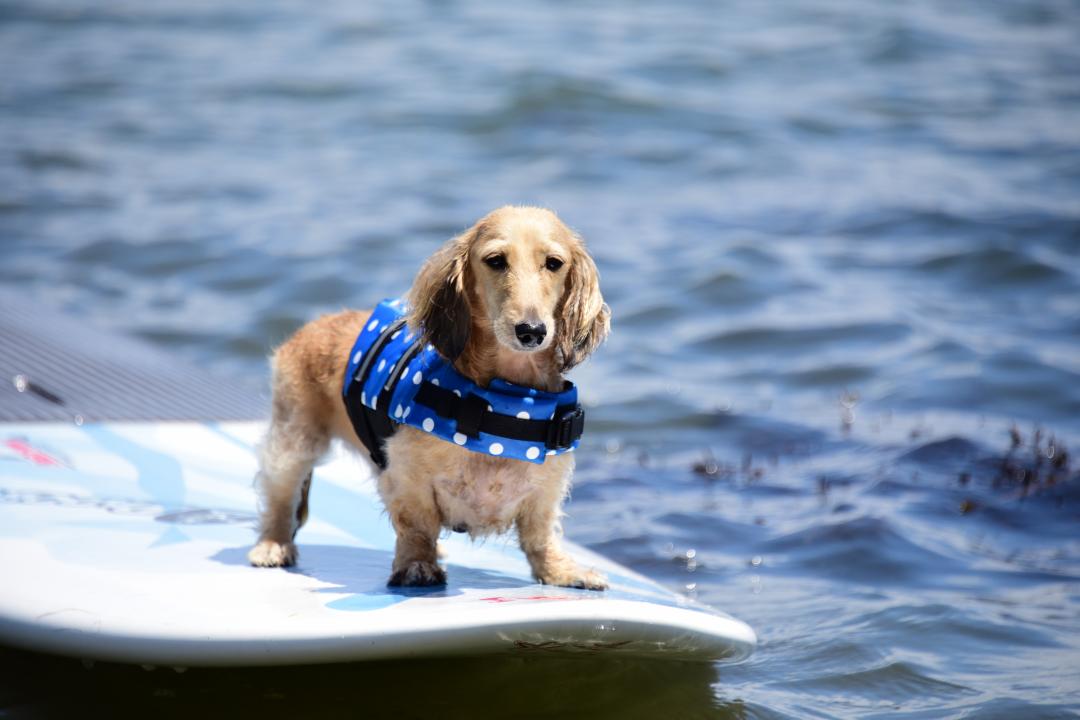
[480, 595, 578, 603]
[3, 438, 65, 467]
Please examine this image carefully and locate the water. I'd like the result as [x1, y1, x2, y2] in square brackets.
[2, 0, 1079, 717]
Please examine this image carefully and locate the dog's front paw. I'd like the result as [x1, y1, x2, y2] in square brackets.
[248, 539, 298, 567]
[387, 560, 447, 587]
[539, 567, 608, 591]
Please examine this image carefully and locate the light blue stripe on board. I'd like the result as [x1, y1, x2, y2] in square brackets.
[82, 424, 185, 509]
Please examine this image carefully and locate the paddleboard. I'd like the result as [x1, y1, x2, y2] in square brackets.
[0, 297, 756, 666]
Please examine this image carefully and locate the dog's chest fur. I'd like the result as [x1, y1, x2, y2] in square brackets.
[432, 456, 538, 534]
[383, 429, 568, 536]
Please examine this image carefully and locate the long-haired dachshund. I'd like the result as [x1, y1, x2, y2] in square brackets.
[247, 206, 611, 589]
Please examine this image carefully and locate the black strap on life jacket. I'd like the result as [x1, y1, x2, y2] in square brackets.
[413, 382, 585, 450]
[343, 318, 412, 469]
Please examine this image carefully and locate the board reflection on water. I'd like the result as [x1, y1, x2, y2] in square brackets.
[0, 646, 732, 719]
[2, 0, 1079, 716]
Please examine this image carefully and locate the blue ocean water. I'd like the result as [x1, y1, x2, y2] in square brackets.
[1, 0, 1078, 717]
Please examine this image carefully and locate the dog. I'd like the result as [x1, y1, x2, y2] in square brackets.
[247, 206, 610, 589]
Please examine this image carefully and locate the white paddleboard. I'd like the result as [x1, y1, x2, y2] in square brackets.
[0, 420, 756, 666]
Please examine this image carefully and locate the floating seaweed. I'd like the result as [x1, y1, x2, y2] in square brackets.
[691, 449, 753, 483]
[994, 425, 1073, 498]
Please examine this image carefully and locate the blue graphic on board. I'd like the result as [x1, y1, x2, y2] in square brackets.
[82, 424, 185, 509]
[326, 593, 409, 611]
[150, 525, 190, 547]
[82, 423, 189, 550]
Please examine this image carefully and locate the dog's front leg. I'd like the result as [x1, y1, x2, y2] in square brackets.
[380, 470, 446, 587]
[516, 492, 607, 591]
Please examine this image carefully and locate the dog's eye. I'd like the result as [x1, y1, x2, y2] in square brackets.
[483, 255, 507, 270]
[545, 257, 564, 272]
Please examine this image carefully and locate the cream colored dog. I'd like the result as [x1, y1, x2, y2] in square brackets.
[248, 206, 610, 589]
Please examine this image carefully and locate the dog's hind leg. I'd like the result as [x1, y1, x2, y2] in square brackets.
[248, 400, 329, 568]
[293, 470, 313, 538]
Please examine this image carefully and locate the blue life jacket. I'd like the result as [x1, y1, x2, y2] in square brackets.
[341, 299, 585, 469]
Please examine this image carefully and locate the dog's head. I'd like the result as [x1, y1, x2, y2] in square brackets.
[407, 206, 609, 372]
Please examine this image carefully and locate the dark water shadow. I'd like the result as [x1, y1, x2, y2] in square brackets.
[0, 643, 740, 720]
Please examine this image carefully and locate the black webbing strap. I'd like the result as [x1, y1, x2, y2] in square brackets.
[343, 318, 407, 469]
[377, 336, 424, 414]
[414, 381, 585, 450]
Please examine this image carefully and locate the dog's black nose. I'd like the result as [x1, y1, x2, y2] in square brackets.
[514, 322, 547, 348]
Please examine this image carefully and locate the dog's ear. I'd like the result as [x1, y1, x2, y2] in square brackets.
[407, 224, 477, 360]
[557, 240, 610, 371]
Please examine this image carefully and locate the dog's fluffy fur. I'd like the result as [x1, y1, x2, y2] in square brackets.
[248, 206, 611, 589]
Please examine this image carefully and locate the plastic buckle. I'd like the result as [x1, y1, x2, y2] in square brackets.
[546, 406, 585, 450]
